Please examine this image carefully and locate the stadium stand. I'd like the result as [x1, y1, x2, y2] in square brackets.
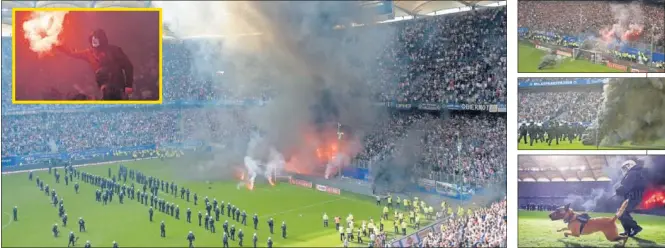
[519, 91, 602, 123]
[518, 78, 604, 124]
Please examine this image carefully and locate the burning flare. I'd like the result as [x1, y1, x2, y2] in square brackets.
[22, 11, 69, 54]
[599, 23, 644, 44]
[640, 187, 665, 210]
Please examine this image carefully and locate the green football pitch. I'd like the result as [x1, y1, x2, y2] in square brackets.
[518, 43, 624, 73]
[518, 210, 665, 247]
[1, 159, 435, 247]
[518, 138, 665, 150]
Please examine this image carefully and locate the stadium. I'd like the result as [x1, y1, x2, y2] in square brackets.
[517, 0, 665, 73]
[1, 1, 507, 247]
[518, 77, 665, 150]
[518, 155, 665, 247]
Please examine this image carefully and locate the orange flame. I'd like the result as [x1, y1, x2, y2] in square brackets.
[268, 176, 275, 186]
[640, 187, 665, 210]
[22, 11, 68, 54]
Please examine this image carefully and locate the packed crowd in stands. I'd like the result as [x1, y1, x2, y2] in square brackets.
[518, 1, 665, 49]
[355, 112, 506, 187]
[418, 199, 506, 247]
[1, 109, 180, 156]
[373, 7, 507, 104]
[1, 38, 11, 107]
[519, 91, 603, 123]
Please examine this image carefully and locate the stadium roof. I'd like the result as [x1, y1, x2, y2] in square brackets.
[518, 155, 615, 182]
[1, 1, 505, 37]
[393, 1, 504, 17]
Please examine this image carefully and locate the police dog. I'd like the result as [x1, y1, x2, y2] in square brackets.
[549, 200, 629, 246]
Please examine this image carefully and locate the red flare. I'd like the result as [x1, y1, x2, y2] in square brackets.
[622, 24, 643, 42]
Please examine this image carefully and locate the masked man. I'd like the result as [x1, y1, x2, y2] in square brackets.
[57, 29, 133, 100]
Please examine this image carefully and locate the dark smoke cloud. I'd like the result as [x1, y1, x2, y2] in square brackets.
[596, 78, 665, 146]
[371, 119, 431, 192]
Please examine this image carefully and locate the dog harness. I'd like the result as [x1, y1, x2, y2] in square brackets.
[565, 213, 590, 234]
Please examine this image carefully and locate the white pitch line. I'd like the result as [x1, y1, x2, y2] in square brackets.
[2, 212, 13, 229]
[263, 198, 343, 218]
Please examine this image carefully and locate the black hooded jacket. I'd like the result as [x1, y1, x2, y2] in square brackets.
[57, 29, 134, 90]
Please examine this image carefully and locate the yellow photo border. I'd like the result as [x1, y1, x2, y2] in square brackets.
[11, 7, 163, 105]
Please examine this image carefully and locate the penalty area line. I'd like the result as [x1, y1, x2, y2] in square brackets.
[263, 198, 343, 218]
[2, 212, 13, 229]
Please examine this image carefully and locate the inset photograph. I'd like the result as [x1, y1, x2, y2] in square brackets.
[12, 9, 161, 103]
[518, 77, 665, 150]
[518, 0, 665, 73]
[518, 155, 665, 247]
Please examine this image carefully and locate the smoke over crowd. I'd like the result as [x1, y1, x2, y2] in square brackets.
[596, 78, 665, 146]
[598, 2, 645, 44]
[153, 2, 417, 183]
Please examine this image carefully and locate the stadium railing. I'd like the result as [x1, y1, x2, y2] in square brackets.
[0, 141, 203, 172]
[2, 100, 507, 115]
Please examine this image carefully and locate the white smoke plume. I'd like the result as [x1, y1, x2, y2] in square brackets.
[266, 147, 285, 178]
[243, 133, 284, 188]
[565, 188, 607, 212]
[243, 156, 260, 189]
[562, 155, 639, 212]
[325, 153, 350, 179]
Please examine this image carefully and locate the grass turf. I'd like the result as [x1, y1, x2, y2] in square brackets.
[518, 210, 665, 247]
[2, 159, 434, 247]
[518, 138, 665, 150]
[518, 43, 624, 73]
